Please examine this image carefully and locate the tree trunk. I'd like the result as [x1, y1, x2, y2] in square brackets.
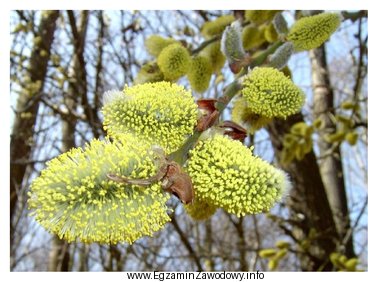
[310, 46, 355, 258]
[10, 10, 60, 247]
[268, 114, 338, 271]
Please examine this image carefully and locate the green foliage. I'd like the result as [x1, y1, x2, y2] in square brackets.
[187, 55, 213, 93]
[28, 137, 171, 244]
[157, 44, 191, 81]
[187, 135, 290, 217]
[241, 67, 305, 119]
[288, 12, 342, 51]
[201, 15, 235, 39]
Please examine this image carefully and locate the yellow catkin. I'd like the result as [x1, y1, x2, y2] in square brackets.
[200, 42, 226, 73]
[241, 67, 305, 118]
[287, 12, 342, 51]
[28, 137, 171, 244]
[242, 24, 266, 50]
[144, 35, 178, 57]
[187, 135, 290, 217]
[245, 10, 279, 25]
[157, 44, 191, 81]
[201, 15, 235, 39]
[187, 56, 213, 93]
[102, 82, 198, 154]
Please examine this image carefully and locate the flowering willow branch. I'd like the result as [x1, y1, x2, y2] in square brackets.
[169, 41, 283, 165]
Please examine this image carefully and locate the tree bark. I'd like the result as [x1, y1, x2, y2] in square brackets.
[10, 10, 60, 246]
[310, 46, 355, 258]
[268, 114, 338, 271]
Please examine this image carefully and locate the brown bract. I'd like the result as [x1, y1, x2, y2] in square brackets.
[196, 99, 220, 132]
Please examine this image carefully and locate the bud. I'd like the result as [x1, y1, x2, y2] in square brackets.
[344, 258, 359, 271]
[241, 67, 305, 118]
[187, 56, 213, 93]
[264, 23, 279, 43]
[144, 35, 178, 57]
[287, 12, 342, 51]
[273, 13, 289, 36]
[28, 138, 171, 244]
[157, 44, 191, 81]
[102, 82, 198, 153]
[268, 42, 294, 70]
[201, 15, 235, 39]
[259, 249, 277, 258]
[268, 259, 279, 270]
[281, 122, 313, 164]
[345, 131, 358, 145]
[221, 21, 250, 73]
[242, 24, 266, 50]
[187, 135, 290, 217]
[275, 240, 290, 249]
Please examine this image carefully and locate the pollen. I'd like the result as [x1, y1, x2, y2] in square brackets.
[287, 12, 342, 51]
[187, 56, 213, 93]
[187, 135, 290, 217]
[241, 67, 305, 119]
[28, 137, 171, 244]
[102, 81, 198, 153]
[157, 44, 191, 81]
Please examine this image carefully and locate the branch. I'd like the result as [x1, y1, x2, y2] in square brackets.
[170, 215, 203, 271]
[168, 41, 283, 165]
